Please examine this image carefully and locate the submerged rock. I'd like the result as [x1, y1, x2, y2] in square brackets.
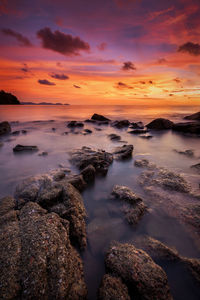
[184, 111, 200, 121]
[111, 185, 142, 205]
[38, 151, 48, 156]
[108, 133, 121, 141]
[0, 197, 87, 299]
[12, 130, 20, 135]
[13, 144, 38, 152]
[81, 164, 96, 184]
[112, 144, 133, 160]
[111, 120, 130, 129]
[128, 129, 148, 134]
[0, 121, 11, 136]
[67, 121, 84, 128]
[98, 275, 130, 300]
[70, 146, 113, 175]
[147, 118, 174, 130]
[91, 113, 110, 122]
[105, 242, 173, 300]
[129, 121, 144, 129]
[172, 122, 200, 135]
[15, 173, 87, 249]
[83, 129, 92, 134]
[134, 159, 156, 169]
[191, 163, 200, 174]
[174, 149, 194, 157]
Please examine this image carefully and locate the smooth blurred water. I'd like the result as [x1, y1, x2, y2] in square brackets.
[0, 105, 200, 300]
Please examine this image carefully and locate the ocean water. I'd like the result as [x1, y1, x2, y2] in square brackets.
[0, 104, 200, 299]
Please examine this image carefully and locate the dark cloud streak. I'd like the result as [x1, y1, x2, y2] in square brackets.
[178, 42, 200, 56]
[1, 28, 32, 46]
[122, 61, 136, 71]
[38, 79, 55, 86]
[50, 73, 69, 80]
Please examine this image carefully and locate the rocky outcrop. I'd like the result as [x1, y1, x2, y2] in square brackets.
[111, 185, 146, 225]
[13, 144, 38, 152]
[67, 121, 84, 128]
[70, 146, 113, 175]
[15, 172, 87, 249]
[146, 118, 174, 130]
[105, 242, 173, 300]
[0, 90, 20, 105]
[0, 196, 87, 299]
[172, 122, 200, 134]
[98, 275, 130, 300]
[91, 113, 110, 122]
[112, 145, 133, 160]
[111, 120, 130, 129]
[184, 111, 200, 121]
[0, 121, 11, 135]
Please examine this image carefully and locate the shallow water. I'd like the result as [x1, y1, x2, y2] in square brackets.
[0, 105, 200, 299]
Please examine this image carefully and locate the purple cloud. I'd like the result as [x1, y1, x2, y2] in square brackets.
[1, 28, 32, 46]
[122, 61, 136, 71]
[50, 73, 69, 80]
[178, 42, 200, 56]
[38, 79, 55, 86]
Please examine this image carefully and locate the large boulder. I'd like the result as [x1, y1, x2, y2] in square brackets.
[91, 113, 110, 122]
[105, 242, 173, 300]
[15, 172, 87, 249]
[98, 274, 130, 300]
[146, 118, 174, 130]
[112, 145, 133, 160]
[0, 197, 87, 299]
[0, 90, 20, 105]
[184, 111, 200, 121]
[172, 122, 200, 134]
[70, 146, 113, 175]
[0, 121, 11, 135]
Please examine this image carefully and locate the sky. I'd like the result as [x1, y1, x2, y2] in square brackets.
[0, 0, 200, 105]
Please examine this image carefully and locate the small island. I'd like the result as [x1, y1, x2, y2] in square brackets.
[0, 90, 20, 105]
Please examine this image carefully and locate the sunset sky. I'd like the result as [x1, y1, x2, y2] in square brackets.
[0, 0, 200, 105]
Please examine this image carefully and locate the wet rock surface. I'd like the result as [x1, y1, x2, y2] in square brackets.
[13, 144, 38, 152]
[184, 111, 200, 121]
[105, 242, 173, 300]
[108, 133, 121, 141]
[128, 129, 148, 134]
[0, 121, 11, 135]
[134, 159, 156, 169]
[147, 118, 174, 130]
[98, 274, 130, 300]
[174, 149, 194, 157]
[172, 122, 200, 134]
[111, 120, 130, 128]
[67, 121, 84, 128]
[191, 163, 200, 174]
[129, 121, 144, 129]
[70, 146, 113, 175]
[112, 144, 133, 160]
[15, 172, 87, 249]
[91, 113, 110, 122]
[0, 197, 87, 299]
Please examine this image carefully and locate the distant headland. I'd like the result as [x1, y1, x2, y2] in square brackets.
[0, 90, 69, 105]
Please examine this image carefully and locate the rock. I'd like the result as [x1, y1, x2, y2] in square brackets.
[191, 163, 200, 174]
[0, 90, 20, 105]
[83, 129, 92, 134]
[139, 135, 153, 139]
[129, 121, 144, 129]
[70, 146, 113, 175]
[146, 118, 174, 130]
[98, 275, 130, 300]
[134, 159, 156, 169]
[63, 131, 69, 135]
[0, 121, 11, 135]
[91, 113, 110, 122]
[38, 151, 48, 156]
[21, 130, 27, 134]
[52, 127, 56, 131]
[95, 127, 102, 131]
[184, 111, 200, 121]
[15, 173, 87, 249]
[13, 144, 38, 152]
[0, 142, 3, 147]
[105, 242, 173, 300]
[0, 198, 87, 299]
[67, 121, 84, 128]
[112, 144, 133, 160]
[84, 119, 96, 123]
[108, 133, 121, 141]
[111, 185, 146, 225]
[67, 174, 87, 192]
[174, 149, 194, 157]
[81, 164, 96, 184]
[128, 129, 148, 134]
[12, 130, 20, 135]
[111, 120, 130, 129]
[172, 122, 200, 134]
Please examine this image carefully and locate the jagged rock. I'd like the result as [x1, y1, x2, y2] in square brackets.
[172, 122, 200, 134]
[111, 120, 130, 129]
[70, 146, 113, 175]
[0, 197, 87, 299]
[0, 90, 20, 105]
[67, 121, 84, 128]
[147, 118, 174, 130]
[105, 242, 173, 300]
[67, 174, 87, 191]
[108, 133, 121, 141]
[129, 121, 144, 129]
[0, 121, 11, 135]
[184, 111, 200, 121]
[98, 275, 130, 300]
[174, 149, 194, 157]
[111, 185, 146, 225]
[128, 129, 148, 134]
[81, 164, 96, 184]
[91, 113, 110, 122]
[191, 163, 200, 174]
[112, 145, 133, 160]
[15, 173, 87, 249]
[13, 144, 38, 152]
